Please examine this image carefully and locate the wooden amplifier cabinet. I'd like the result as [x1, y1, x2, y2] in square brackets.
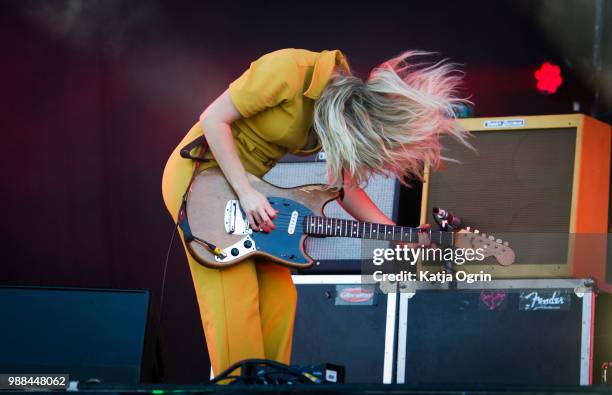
[420, 114, 611, 286]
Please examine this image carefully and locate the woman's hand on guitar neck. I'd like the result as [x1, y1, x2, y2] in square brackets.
[236, 186, 277, 233]
[417, 224, 435, 248]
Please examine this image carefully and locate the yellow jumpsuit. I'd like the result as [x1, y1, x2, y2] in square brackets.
[161, 49, 350, 375]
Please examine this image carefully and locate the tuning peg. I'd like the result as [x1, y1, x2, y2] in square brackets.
[503, 241, 509, 246]
[474, 229, 480, 234]
[496, 238, 502, 244]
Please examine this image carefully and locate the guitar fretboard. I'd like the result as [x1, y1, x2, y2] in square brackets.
[302, 215, 454, 246]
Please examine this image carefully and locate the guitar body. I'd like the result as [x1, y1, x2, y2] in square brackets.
[185, 167, 339, 269]
[184, 168, 516, 270]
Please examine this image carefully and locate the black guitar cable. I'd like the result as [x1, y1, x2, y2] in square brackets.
[158, 221, 179, 329]
[158, 209, 227, 330]
[153, 135, 227, 381]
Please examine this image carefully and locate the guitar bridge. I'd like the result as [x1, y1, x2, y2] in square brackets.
[224, 200, 251, 235]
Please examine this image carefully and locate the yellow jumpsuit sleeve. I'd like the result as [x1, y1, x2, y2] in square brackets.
[228, 51, 300, 118]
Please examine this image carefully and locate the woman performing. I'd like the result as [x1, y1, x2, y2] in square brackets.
[161, 48, 470, 375]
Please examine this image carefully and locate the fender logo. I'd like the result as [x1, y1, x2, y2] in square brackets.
[519, 290, 570, 311]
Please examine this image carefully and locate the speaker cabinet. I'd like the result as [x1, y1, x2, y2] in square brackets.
[594, 293, 612, 385]
[396, 279, 595, 385]
[420, 114, 611, 283]
[264, 153, 399, 273]
[290, 275, 396, 383]
[0, 286, 158, 384]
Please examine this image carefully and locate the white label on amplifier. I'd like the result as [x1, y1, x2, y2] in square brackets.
[317, 151, 326, 161]
[484, 119, 525, 128]
[325, 369, 338, 382]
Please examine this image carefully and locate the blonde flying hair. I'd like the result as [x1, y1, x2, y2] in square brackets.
[314, 51, 472, 189]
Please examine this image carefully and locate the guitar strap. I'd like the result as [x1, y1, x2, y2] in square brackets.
[177, 135, 226, 258]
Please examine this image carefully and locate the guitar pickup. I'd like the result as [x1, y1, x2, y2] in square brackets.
[287, 210, 298, 235]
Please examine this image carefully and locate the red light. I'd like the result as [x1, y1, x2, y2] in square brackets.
[534, 62, 562, 94]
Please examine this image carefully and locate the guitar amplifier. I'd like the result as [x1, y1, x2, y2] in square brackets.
[420, 114, 611, 285]
[290, 275, 397, 383]
[264, 152, 400, 273]
[396, 279, 596, 385]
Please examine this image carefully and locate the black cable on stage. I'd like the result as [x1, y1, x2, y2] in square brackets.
[155, 221, 180, 367]
[211, 359, 317, 385]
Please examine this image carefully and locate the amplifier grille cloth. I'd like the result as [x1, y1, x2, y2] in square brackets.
[427, 128, 576, 265]
[264, 162, 398, 261]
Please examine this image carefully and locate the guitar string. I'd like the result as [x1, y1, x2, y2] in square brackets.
[259, 216, 472, 246]
[248, 211, 430, 227]
[240, 217, 446, 241]
[249, 212, 445, 233]
[226, 211, 456, 243]
[244, 213, 445, 235]
[242, 219, 494, 251]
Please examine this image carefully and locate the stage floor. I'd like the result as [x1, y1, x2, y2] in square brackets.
[55, 383, 612, 395]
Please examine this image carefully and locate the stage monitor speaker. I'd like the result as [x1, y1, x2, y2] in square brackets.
[264, 152, 399, 274]
[420, 114, 611, 284]
[290, 275, 396, 383]
[396, 279, 595, 386]
[0, 286, 158, 384]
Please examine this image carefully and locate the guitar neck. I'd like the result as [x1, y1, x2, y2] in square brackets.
[303, 215, 454, 246]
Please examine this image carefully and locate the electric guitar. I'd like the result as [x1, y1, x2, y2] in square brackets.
[183, 167, 516, 269]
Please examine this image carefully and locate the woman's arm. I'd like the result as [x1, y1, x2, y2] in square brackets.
[336, 170, 432, 246]
[199, 89, 277, 232]
[336, 169, 395, 225]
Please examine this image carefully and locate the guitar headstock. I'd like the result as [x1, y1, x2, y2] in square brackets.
[453, 227, 515, 266]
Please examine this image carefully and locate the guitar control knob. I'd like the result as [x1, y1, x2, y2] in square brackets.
[243, 240, 253, 248]
[231, 248, 240, 256]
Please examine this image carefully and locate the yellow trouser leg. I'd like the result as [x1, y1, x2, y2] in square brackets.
[161, 127, 296, 376]
[256, 262, 297, 364]
[182, 246, 265, 375]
